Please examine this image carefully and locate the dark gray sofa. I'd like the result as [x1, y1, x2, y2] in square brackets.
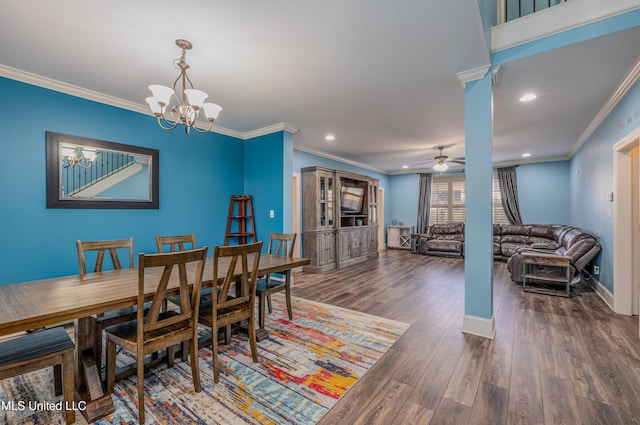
[415, 223, 601, 283]
[496, 224, 601, 283]
[416, 222, 464, 258]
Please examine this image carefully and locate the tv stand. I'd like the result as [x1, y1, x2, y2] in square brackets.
[302, 167, 379, 272]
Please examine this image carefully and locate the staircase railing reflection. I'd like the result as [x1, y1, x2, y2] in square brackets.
[63, 151, 137, 197]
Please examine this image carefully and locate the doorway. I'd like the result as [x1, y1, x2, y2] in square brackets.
[612, 127, 640, 334]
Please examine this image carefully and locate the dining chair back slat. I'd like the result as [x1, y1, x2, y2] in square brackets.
[257, 233, 297, 330]
[106, 247, 208, 424]
[76, 238, 134, 276]
[156, 234, 196, 253]
[199, 241, 262, 383]
[75, 237, 136, 375]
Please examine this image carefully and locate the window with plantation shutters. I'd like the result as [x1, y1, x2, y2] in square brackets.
[428, 173, 509, 225]
[429, 175, 466, 224]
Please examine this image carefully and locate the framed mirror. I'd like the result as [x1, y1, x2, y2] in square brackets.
[46, 132, 159, 209]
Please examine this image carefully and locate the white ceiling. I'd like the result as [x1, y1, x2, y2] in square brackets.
[1, 1, 638, 174]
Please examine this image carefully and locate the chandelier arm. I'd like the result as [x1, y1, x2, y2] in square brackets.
[156, 116, 181, 131]
[191, 120, 215, 133]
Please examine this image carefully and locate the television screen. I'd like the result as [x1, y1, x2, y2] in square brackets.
[341, 186, 364, 213]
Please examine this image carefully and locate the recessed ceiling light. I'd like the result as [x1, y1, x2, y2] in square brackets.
[519, 93, 537, 102]
[325, 135, 335, 141]
[521, 152, 531, 157]
[402, 165, 409, 169]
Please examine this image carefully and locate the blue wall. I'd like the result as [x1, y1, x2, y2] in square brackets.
[517, 161, 570, 224]
[383, 162, 571, 232]
[244, 131, 294, 246]
[570, 79, 640, 293]
[387, 173, 419, 229]
[0, 77, 245, 284]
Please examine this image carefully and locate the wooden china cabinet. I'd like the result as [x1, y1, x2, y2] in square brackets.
[302, 166, 379, 272]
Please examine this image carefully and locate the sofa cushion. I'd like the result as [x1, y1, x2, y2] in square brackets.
[501, 242, 524, 258]
[426, 239, 463, 253]
[493, 240, 502, 256]
[529, 225, 557, 239]
[501, 224, 530, 236]
[430, 222, 464, 236]
[562, 228, 592, 248]
[502, 234, 529, 244]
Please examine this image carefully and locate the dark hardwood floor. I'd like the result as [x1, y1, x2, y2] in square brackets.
[291, 249, 640, 425]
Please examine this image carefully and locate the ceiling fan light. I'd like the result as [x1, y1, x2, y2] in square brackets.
[433, 162, 449, 172]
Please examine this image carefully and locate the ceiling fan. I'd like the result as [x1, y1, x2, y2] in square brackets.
[411, 145, 465, 171]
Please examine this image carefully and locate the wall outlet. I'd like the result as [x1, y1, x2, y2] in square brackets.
[269, 210, 275, 218]
[593, 265, 600, 275]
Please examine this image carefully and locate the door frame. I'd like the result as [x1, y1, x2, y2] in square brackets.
[613, 126, 640, 323]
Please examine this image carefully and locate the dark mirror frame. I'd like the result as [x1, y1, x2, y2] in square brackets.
[46, 132, 159, 209]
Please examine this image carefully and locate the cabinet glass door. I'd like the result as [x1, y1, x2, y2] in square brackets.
[327, 177, 334, 226]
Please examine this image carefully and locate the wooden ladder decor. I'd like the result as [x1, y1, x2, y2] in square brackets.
[224, 195, 257, 245]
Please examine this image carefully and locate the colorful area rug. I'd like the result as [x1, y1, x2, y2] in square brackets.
[1, 295, 409, 424]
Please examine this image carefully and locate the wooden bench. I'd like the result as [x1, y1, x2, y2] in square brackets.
[0, 327, 75, 424]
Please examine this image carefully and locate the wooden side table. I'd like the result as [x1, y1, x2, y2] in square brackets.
[522, 251, 572, 297]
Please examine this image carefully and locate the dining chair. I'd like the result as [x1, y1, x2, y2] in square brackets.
[257, 233, 297, 330]
[155, 233, 196, 253]
[0, 327, 75, 424]
[76, 237, 138, 374]
[156, 233, 197, 360]
[198, 241, 262, 383]
[105, 247, 208, 424]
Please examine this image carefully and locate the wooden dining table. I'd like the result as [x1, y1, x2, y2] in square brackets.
[0, 253, 309, 422]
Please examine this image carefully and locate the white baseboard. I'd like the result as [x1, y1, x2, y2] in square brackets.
[588, 276, 615, 312]
[462, 314, 495, 339]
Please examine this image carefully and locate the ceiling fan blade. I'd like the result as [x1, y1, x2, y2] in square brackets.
[451, 157, 465, 161]
[410, 161, 434, 167]
[449, 160, 465, 165]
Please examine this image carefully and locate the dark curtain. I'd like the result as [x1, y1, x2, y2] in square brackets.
[417, 173, 432, 234]
[497, 166, 523, 225]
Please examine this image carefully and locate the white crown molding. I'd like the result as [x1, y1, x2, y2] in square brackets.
[293, 144, 387, 174]
[491, 0, 640, 53]
[243, 122, 299, 140]
[0, 64, 149, 115]
[0, 64, 249, 140]
[492, 155, 569, 167]
[387, 155, 570, 175]
[570, 56, 640, 158]
[456, 65, 491, 88]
